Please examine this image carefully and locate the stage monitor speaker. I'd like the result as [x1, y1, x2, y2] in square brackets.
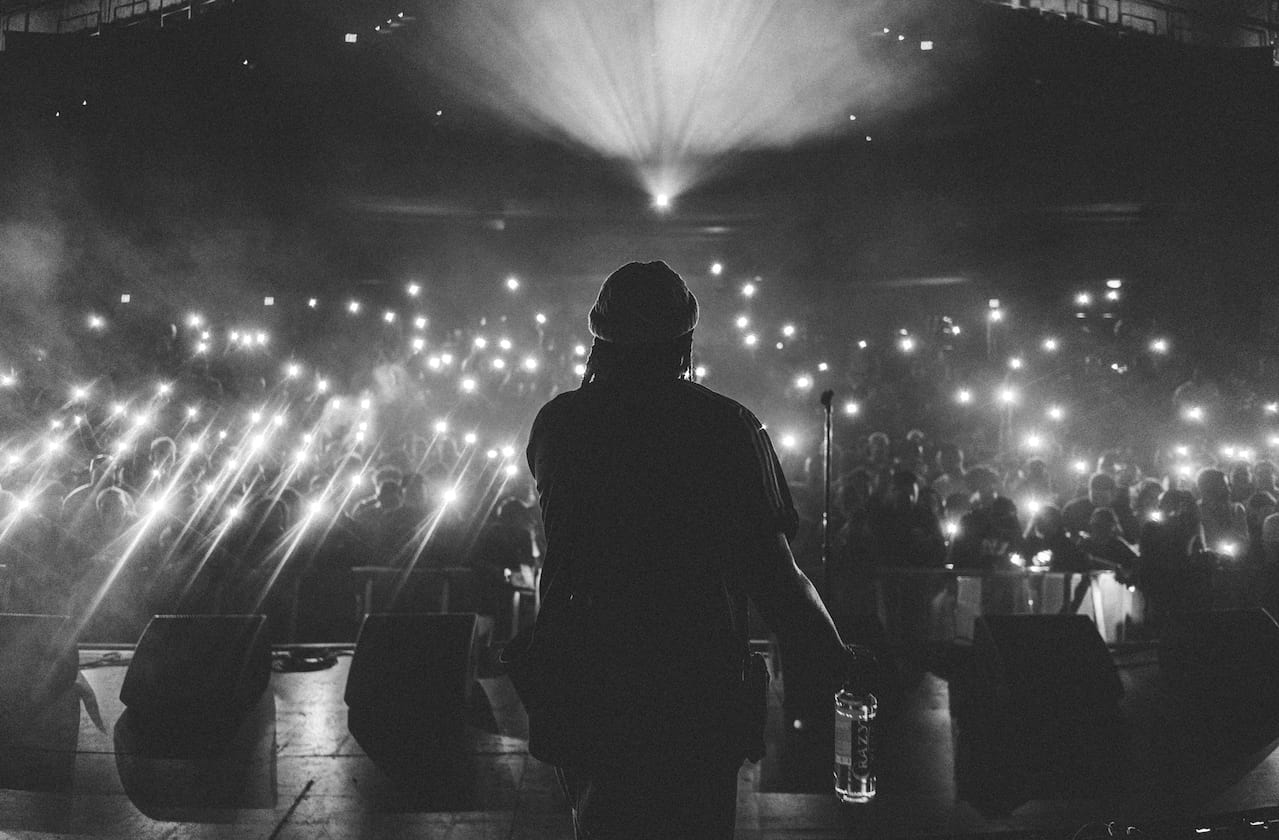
[1159, 608, 1279, 714]
[957, 614, 1125, 814]
[345, 612, 478, 719]
[972, 613, 1122, 714]
[120, 614, 270, 720]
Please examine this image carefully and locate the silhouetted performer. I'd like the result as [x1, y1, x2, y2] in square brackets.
[526, 261, 864, 839]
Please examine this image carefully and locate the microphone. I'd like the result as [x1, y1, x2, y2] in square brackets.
[820, 389, 834, 408]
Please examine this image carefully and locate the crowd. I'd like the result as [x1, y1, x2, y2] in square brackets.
[1, 275, 1277, 645]
[801, 430, 1279, 639]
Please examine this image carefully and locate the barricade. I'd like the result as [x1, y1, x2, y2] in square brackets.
[866, 567, 1141, 650]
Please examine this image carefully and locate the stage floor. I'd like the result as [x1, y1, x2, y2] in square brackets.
[0, 647, 1278, 839]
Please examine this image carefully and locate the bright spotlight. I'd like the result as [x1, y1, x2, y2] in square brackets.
[956, 389, 972, 404]
[406, 282, 421, 297]
[843, 401, 860, 416]
[652, 193, 671, 210]
[998, 387, 1017, 405]
[1042, 338, 1059, 352]
[1047, 405, 1065, 421]
[1150, 338, 1170, 354]
[505, 276, 520, 291]
[1075, 292, 1092, 306]
[780, 434, 798, 450]
[710, 262, 723, 276]
[741, 283, 756, 298]
[461, 378, 477, 393]
[795, 375, 813, 389]
[348, 300, 361, 314]
[744, 333, 758, 347]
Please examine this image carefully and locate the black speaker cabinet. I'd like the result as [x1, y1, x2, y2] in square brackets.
[955, 614, 1125, 813]
[345, 613, 478, 770]
[120, 614, 271, 722]
[345, 612, 478, 716]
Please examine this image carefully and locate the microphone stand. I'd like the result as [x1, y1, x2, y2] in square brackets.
[820, 389, 834, 598]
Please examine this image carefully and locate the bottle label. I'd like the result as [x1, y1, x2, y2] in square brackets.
[835, 709, 853, 763]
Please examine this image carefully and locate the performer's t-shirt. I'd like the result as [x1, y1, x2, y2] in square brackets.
[526, 377, 797, 765]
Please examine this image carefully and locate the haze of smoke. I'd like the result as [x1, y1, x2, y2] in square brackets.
[422, 0, 925, 198]
[0, 134, 337, 390]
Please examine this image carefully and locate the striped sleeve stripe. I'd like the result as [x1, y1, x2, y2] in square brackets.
[737, 407, 789, 518]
